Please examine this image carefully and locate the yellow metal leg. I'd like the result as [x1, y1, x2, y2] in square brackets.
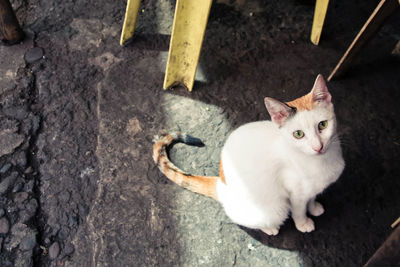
[120, 0, 141, 46]
[163, 0, 213, 91]
[311, 0, 330, 45]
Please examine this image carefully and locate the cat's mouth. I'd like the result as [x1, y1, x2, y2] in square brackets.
[316, 146, 326, 155]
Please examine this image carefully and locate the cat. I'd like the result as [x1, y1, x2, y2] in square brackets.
[153, 74, 345, 235]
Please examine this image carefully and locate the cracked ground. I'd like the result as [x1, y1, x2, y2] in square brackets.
[0, 0, 399, 266]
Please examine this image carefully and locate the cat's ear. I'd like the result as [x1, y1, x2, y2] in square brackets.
[264, 97, 295, 126]
[311, 74, 331, 104]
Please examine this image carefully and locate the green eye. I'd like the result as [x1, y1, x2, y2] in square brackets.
[318, 120, 328, 131]
[293, 130, 304, 139]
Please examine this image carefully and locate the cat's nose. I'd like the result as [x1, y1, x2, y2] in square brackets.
[312, 144, 324, 153]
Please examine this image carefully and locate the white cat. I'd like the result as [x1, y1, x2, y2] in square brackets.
[153, 74, 345, 235]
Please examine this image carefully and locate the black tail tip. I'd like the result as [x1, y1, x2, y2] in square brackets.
[182, 134, 205, 147]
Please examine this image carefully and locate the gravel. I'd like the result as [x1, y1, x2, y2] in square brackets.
[49, 241, 60, 259]
[0, 164, 11, 174]
[0, 131, 24, 157]
[24, 47, 44, 64]
[0, 218, 10, 234]
[0, 172, 18, 195]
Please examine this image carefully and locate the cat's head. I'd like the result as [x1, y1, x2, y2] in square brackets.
[264, 75, 337, 156]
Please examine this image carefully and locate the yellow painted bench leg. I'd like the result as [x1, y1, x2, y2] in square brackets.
[120, 0, 141, 46]
[311, 0, 330, 45]
[163, 0, 213, 91]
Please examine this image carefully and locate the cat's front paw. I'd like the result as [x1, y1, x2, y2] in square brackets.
[309, 201, 324, 217]
[261, 227, 279, 236]
[295, 217, 315, 233]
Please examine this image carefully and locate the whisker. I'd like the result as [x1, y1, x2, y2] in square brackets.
[330, 133, 351, 148]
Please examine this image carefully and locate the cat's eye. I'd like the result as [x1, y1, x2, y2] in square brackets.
[318, 120, 328, 131]
[293, 130, 304, 139]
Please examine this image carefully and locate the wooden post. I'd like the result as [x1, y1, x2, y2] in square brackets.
[328, 0, 399, 81]
[0, 0, 24, 44]
[364, 225, 400, 266]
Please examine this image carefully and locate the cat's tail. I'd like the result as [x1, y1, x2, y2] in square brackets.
[153, 132, 219, 200]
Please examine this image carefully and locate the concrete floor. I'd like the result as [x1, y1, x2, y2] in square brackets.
[0, 0, 399, 266]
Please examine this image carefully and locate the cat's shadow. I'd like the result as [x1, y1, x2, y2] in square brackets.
[241, 222, 304, 250]
[237, 138, 389, 264]
[240, 184, 348, 252]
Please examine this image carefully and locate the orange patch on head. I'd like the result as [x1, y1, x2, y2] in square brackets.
[286, 93, 315, 111]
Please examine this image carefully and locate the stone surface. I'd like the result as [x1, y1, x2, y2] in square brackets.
[19, 235, 37, 251]
[49, 241, 60, 259]
[12, 182, 23, 193]
[0, 33, 33, 94]
[24, 47, 44, 64]
[0, 217, 10, 234]
[18, 199, 38, 223]
[6, 223, 37, 252]
[0, 164, 11, 174]
[0, 130, 24, 157]
[14, 192, 29, 203]
[63, 242, 74, 256]
[0, 172, 18, 195]
[14, 250, 33, 267]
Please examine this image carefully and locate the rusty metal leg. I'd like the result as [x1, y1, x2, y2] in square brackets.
[0, 0, 24, 44]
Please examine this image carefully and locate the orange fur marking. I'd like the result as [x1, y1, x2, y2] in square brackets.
[219, 159, 226, 185]
[153, 133, 219, 200]
[286, 93, 315, 111]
